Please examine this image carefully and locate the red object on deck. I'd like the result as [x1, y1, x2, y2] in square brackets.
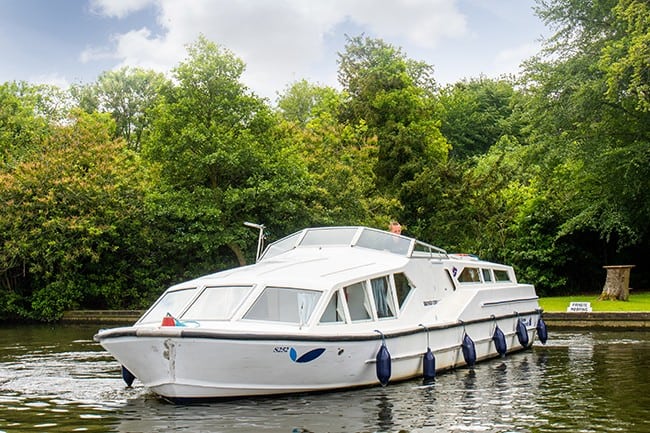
[161, 314, 175, 326]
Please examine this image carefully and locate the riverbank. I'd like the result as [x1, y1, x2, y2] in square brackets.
[538, 291, 650, 312]
[61, 309, 143, 325]
[60, 309, 650, 329]
[543, 311, 650, 329]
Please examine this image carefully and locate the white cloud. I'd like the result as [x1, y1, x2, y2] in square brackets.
[344, 0, 466, 48]
[83, 0, 469, 99]
[80, 45, 114, 63]
[89, 0, 156, 18]
[492, 42, 541, 77]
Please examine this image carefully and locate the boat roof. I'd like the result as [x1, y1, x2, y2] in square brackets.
[169, 226, 513, 291]
[168, 227, 440, 291]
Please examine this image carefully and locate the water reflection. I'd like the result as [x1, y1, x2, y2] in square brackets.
[0, 326, 649, 433]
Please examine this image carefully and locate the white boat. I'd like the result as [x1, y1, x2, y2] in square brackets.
[94, 226, 547, 402]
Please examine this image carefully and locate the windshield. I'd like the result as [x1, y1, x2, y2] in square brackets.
[138, 288, 198, 324]
[259, 232, 302, 260]
[300, 227, 358, 246]
[181, 286, 253, 321]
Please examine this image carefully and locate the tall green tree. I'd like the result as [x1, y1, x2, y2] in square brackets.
[517, 0, 650, 291]
[528, 0, 650, 246]
[144, 36, 313, 271]
[600, 0, 650, 113]
[71, 67, 168, 151]
[277, 81, 400, 228]
[337, 36, 448, 192]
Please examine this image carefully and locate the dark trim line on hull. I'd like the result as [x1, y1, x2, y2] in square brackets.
[95, 309, 542, 343]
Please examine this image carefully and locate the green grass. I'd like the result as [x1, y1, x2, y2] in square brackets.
[539, 291, 650, 312]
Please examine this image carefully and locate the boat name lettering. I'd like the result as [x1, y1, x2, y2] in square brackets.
[273, 346, 290, 353]
[423, 300, 438, 306]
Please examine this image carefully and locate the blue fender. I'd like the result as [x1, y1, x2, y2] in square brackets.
[461, 333, 476, 367]
[536, 316, 548, 344]
[376, 343, 391, 386]
[492, 325, 507, 356]
[121, 365, 136, 387]
[516, 318, 530, 347]
[422, 348, 436, 380]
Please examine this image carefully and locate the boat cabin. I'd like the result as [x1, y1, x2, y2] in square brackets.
[134, 227, 521, 331]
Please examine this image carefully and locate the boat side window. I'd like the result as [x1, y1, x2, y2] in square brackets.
[181, 286, 252, 321]
[393, 272, 414, 309]
[458, 267, 481, 283]
[139, 288, 198, 324]
[243, 287, 321, 324]
[494, 269, 511, 282]
[370, 276, 396, 319]
[344, 282, 372, 321]
[481, 268, 493, 283]
[319, 290, 346, 324]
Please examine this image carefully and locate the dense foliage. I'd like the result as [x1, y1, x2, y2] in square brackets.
[2, 1, 649, 321]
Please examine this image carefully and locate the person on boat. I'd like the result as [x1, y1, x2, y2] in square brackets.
[388, 220, 402, 235]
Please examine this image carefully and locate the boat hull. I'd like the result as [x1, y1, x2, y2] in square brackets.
[97, 312, 541, 400]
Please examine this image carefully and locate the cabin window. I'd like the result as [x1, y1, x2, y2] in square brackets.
[139, 288, 198, 324]
[243, 287, 321, 325]
[458, 267, 481, 283]
[394, 273, 414, 308]
[481, 269, 493, 283]
[371, 276, 396, 319]
[494, 269, 511, 282]
[344, 282, 372, 321]
[181, 286, 252, 321]
[319, 290, 346, 324]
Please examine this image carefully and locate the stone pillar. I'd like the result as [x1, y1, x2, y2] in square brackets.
[600, 265, 635, 301]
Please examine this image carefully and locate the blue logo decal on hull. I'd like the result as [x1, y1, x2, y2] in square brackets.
[289, 347, 326, 363]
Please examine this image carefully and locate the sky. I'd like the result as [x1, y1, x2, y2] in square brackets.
[0, 0, 549, 102]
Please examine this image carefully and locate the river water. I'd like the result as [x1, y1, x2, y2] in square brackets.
[0, 324, 648, 433]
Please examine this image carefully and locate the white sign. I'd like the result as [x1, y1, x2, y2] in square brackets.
[567, 302, 592, 312]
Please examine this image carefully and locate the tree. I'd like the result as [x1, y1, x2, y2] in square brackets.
[337, 35, 449, 209]
[0, 81, 51, 170]
[0, 110, 155, 320]
[71, 67, 168, 151]
[143, 36, 313, 271]
[600, 0, 650, 113]
[438, 77, 524, 159]
[276, 79, 342, 127]
[277, 81, 400, 228]
[518, 0, 650, 292]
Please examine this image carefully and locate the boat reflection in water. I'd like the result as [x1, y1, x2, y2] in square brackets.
[94, 226, 547, 402]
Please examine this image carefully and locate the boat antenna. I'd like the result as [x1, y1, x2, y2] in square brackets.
[244, 222, 265, 262]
